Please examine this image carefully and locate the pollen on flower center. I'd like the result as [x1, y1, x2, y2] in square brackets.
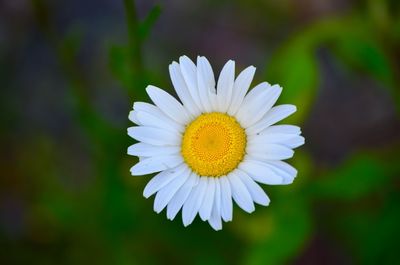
[181, 112, 247, 177]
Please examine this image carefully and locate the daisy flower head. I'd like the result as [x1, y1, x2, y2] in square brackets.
[127, 56, 304, 230]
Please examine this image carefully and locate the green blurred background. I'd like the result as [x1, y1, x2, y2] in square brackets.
[1, 0, 400, 264]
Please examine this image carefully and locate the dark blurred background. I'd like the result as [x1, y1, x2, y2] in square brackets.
[1, 0, 400, 264]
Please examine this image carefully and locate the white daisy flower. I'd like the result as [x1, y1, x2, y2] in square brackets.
[127, 55, 304, 230]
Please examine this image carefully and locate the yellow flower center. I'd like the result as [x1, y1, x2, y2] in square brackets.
[181, 112, 247, 177]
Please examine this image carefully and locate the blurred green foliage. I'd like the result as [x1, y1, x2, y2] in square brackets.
[1, 0, 399, 264]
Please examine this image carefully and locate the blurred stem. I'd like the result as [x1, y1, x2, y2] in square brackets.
[123, 0, 145, 92]
[31, 0, 114, 142]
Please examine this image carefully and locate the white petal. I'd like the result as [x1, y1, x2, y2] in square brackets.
[146, 85, 190, 124]
[199, 178, 215, 221]
[133, 101, 162, 111]
[128, 110, 141, 125]
[236, 169, 270, 206]
[246, 143, 294, 160]
[134, 102, 186, 132]
[248, 134, 304, 150]
[246, 105, 296, 135]
[219, 177, 233, 222]
[261, 125, 301, 135]
[153, 166, 191, 213]
[228, 172, 255, 213]
[197, 56, 215, 112]
[239, 159, 284, 185]
[282, 136, 305, 149]
[127, 126, 180, 146]
[133, 102, 172, 124]
[130, 156, 183, 176]
[167, 173, 198, 220]
[249, 132, 300, 145]
[169, 62, 201, 117]
[135, 111, 184, 133]
[179, 56, 204, 111]
[216, 60, 235, 112]
[182, 176, 208, 226]
[143, 165, 186, 198]
[208, 191, 222, 231]
[208, 176, 222, 230]
[264, 160, 297, 184]
[236, 83, 282, 128]
[227, 66, 256, 116]
[127, 143, 180, 157]
[214, 178, 221, 217]
[208, 210, 222, 231]
[133, 101, 159, 114]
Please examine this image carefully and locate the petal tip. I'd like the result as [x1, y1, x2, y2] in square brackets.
[143, 190, 151, 199]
